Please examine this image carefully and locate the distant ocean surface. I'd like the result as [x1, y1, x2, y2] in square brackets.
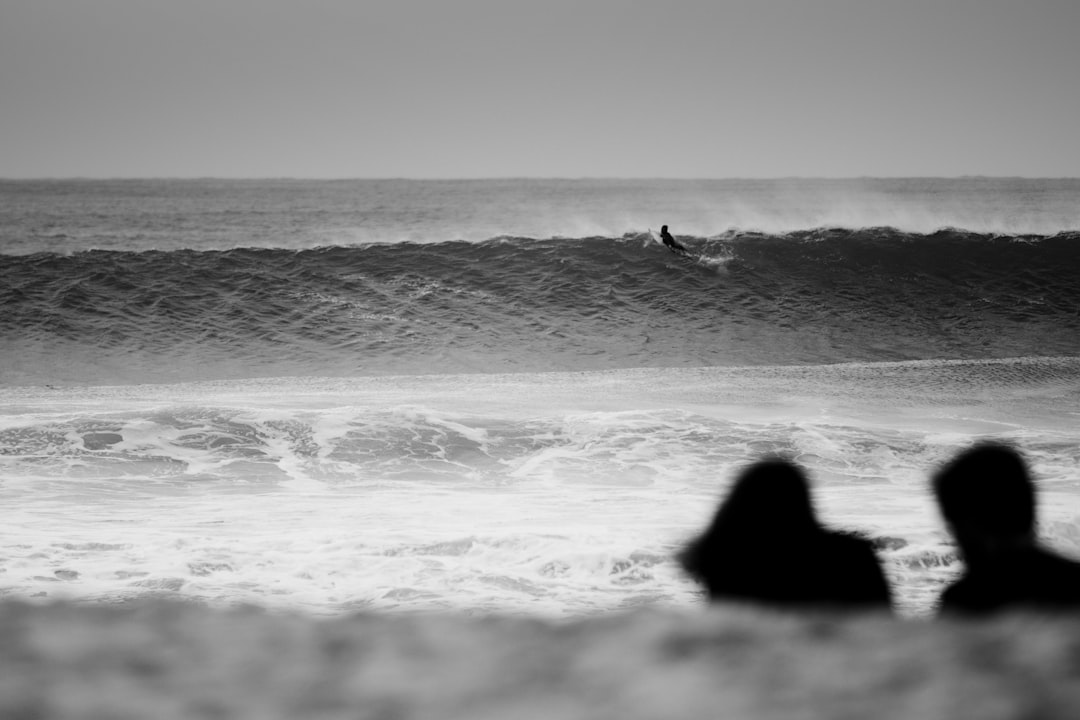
[1, 178, 1079, 617]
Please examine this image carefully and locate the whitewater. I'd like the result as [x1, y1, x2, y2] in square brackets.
[1, 178, 1079, 618]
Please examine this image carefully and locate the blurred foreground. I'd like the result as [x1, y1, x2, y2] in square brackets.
[2, 600, 1078, 719]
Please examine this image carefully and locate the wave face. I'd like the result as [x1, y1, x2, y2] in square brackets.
[4, 229, 1080, 385]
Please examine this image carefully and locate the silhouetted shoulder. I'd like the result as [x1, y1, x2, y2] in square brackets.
[816, 531, 894, 607]
[940, 546, 1080, 614]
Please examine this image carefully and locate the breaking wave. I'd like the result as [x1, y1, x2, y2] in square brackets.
[3, 229, 1079, 385]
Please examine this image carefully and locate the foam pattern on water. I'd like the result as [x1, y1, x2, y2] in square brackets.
[3, 361, 1078, 617]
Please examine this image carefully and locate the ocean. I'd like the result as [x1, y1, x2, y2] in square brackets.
[1, 177, 1079, 618]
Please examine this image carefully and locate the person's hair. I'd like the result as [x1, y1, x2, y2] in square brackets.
[707, 458, 818, 540]
[932, 443, 1035, 538]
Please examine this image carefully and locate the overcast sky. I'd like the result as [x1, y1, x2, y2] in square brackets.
[2, 0, 1078, 178]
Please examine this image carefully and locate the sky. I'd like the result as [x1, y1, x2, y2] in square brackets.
[1, 0, 1078, 178]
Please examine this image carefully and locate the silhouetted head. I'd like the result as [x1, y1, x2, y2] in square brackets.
[710, 458, 819, 539]
[933, 443, 1036, 546]
[661, 225, 668, 233]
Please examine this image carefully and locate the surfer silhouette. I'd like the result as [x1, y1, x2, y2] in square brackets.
[659, 225, 690, 256]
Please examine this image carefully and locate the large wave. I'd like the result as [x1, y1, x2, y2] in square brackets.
[3, 229, 1079, 385]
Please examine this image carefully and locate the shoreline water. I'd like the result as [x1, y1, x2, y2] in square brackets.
[3, 359, 1078, 618]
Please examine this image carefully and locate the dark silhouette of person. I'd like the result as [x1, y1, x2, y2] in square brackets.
[659, 225, 689, 256]
[933, 442, 1080, 614]
[679, 458, 893, 610]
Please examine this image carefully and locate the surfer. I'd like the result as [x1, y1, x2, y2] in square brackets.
[659, 225, 690, 256]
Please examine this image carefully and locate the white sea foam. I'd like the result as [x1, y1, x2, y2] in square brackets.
[2, 360, 1078, 617]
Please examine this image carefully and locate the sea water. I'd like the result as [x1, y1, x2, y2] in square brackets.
[2, 178, 1079, 617]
